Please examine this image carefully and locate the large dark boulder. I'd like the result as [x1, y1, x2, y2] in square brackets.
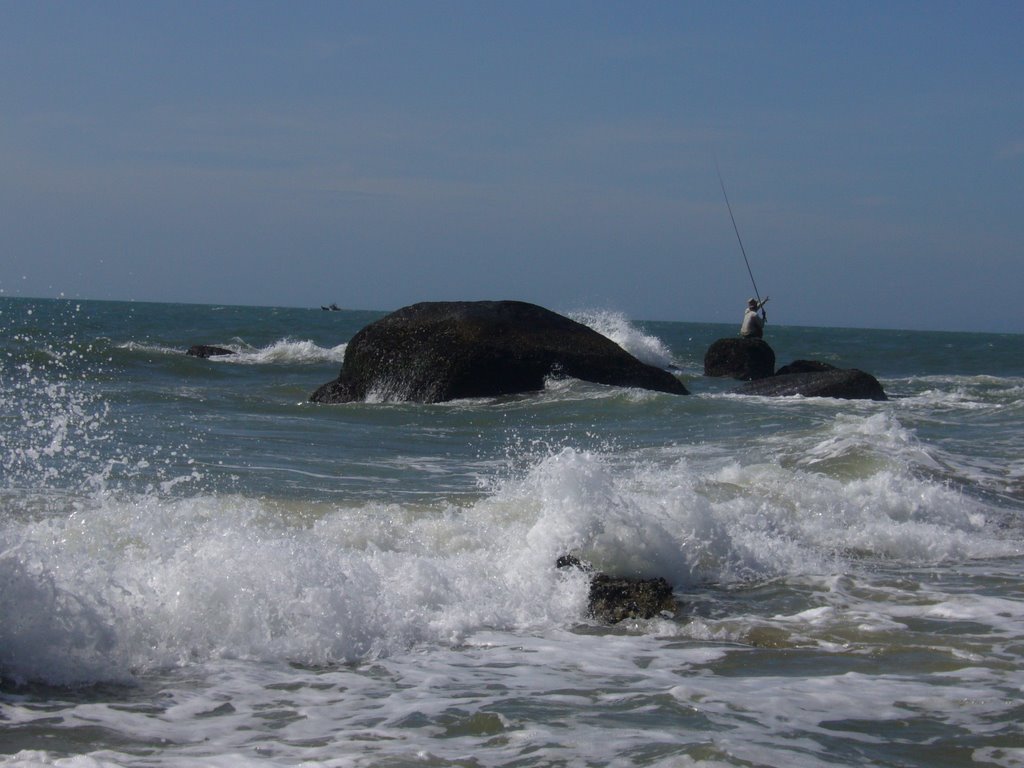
[704, 337, 776, 380]
[735, 367, 887, 401]
[311, 300, 688, 403]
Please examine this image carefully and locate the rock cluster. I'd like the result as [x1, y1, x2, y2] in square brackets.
[704, 340, 887, 400]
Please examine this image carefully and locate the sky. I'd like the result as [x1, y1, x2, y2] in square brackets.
[1, 1, 1021, 332]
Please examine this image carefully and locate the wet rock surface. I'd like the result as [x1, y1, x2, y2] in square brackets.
[704, 337, 776, 380]
[557, 555, 678, 624]
[186, 345, 235, 358]
[311, 300, 689, 403]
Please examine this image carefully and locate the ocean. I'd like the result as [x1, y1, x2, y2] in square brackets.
[1, 297, 1022, 767]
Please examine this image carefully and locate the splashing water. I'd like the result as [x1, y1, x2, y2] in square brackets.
[569, 308, 676, 369]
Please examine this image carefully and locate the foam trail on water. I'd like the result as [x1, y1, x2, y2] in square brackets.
[117, 341, 182, 357]
[117, 339, 347, 364]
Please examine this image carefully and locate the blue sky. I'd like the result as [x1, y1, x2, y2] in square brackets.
[1, 1, 1021, 332]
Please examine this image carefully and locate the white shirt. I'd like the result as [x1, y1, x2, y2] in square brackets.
[740, 307, 764, 338]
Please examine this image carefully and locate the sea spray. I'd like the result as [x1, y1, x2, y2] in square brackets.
[569, 309, 676, 369]
[230, 338, 347, 365]
[1, 306, 117, 498]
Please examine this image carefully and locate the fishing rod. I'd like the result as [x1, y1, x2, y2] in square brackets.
[715, 159, 766, 309]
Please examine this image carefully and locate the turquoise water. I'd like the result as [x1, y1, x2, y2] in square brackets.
[2, 297, 1023, 767]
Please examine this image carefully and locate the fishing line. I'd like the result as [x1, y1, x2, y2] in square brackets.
[714, 158, 763, 305]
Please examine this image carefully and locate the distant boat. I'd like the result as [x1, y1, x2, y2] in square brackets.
[321, 303, 342, 311]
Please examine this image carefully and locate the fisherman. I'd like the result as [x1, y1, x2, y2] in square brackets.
[740, 298, 767, 338]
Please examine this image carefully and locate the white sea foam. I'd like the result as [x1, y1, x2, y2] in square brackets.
[0, 487, 589, 685]
[223, 338, 347, 365]
[3, 434, 1019, 688]
[888, 374, 1024, 409]
[794, 411, 944, 472]
[2, 622, 1023, 767]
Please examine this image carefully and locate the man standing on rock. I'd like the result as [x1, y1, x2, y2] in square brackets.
[740, 298, 767, 338]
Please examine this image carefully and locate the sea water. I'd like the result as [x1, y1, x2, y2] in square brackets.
[1, 297, 1022, 767]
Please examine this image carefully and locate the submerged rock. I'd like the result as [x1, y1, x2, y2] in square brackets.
[557, 555, 678, 624]
[734, 367, 887, 401]
[311, 300, 688, 403]
[587, 574, 677, 623]
[774, 359, 836, 376]
[704, 337, 776, 380]
[187, 344, 235, 358]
